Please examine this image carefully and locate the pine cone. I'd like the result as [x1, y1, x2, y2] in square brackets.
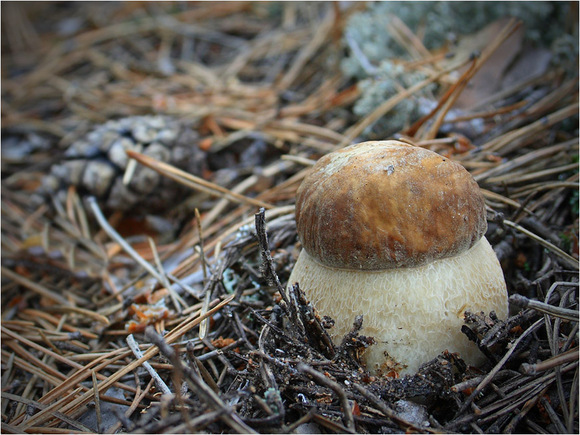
[42, 116, 206, 213]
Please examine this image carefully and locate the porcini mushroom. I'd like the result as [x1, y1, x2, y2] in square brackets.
[288, 140, 508, 375]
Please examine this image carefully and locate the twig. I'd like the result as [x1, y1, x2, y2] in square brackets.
[42, 306, 110, 325]
[148, 236, 186, 313]
[12, 295, 234, 429]
[512, 180, 580, 198]
[406, 58, 478, 137]
[88, 196, 180, 291]
[254, 208, 290, 309]
[451, 370, 520, 393]
[1, 392, 93, 433]
[456, 318, 544, 416]
[567, 367, 579, 433]
[344, 29, 378, 75]
[520, 348, 579, 375]
[474, 140, 577, 183]
[164, 409, 226, 434]
[509, 294, 579, 322]
[197, 208, 212, 340]
[276, 8, 335, 90]
[126, 334, 172, 395]
[201, 159, 294, 227]
[281, 154, 317, 166]
[297, 363, 355, 432]
[105, 377, 154, 434]
[145, 327, 256, 434]
[341, 57, 472, 146]
[386, 14, 432, 60]
[481, 103, 579, 155]
[503, 385, 549, 433]
[425, 19, 522, 140]
[540, 394, 568, 433]
[352, 383, 439, 433]
[91, 370, 102, 433]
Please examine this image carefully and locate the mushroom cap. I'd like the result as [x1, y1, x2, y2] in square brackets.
[296, 140, 487, 269]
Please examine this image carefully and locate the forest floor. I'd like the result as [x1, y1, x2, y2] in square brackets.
[1, 2, 578, 433]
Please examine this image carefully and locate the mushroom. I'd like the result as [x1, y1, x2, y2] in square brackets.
[287, 140, 508, 375]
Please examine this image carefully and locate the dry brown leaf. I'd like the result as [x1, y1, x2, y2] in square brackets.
[451, 18, 525, 109]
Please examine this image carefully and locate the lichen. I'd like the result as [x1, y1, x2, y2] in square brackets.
[348, 60, 434, 137]
[342, 1, 576, 139]
[343, 1, 570, 77]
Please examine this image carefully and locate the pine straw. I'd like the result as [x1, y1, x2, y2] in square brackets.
[1, 2, 578, 434]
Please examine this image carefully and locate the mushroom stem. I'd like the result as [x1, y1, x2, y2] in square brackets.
[288, 237, 507, 375]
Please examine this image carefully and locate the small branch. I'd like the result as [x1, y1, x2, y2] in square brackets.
[255, 208, 290, 310]
[520, 348, 579, 375]
[126, 334, 172, 396]
[91, 370, 102, 434]
[88, 197, 185, 312]
[145, 327, 256, 434]
[297, 363, 355, 433]
[457, 318, 544, 415]
[344, 30, 378, 76]
[510, 293, 579, 322]
[0, 392, 93, 433]
[276, 8, 335, 90]
[451, 370, 519, 393]
[196, 208, 212, 340]
[352, 383, 437, 433]
[456, 318, 545, 416]
[341, 56, 473, 147]
[147, 236, 186, 313]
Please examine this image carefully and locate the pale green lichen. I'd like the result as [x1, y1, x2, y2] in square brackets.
[351, 60, 434, 137]
[343, 1, 571, 78]
[342, 1, 576, 139]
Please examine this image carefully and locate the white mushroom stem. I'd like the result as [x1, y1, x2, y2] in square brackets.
[288, 237, 508, 375]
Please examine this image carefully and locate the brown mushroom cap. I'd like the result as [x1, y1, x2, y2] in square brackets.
[296, 140, 487, 269]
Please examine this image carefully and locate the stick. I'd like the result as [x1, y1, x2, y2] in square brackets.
[297, 363, 355, 432]
[126, 334, 172, 395]
[254, 208, 290, 310]
[510, 293, 579, 322]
